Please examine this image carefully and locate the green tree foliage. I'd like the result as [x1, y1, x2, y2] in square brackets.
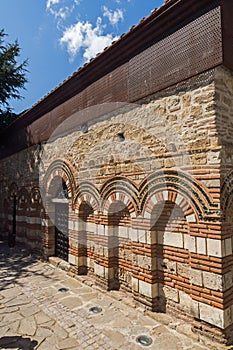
[0, 29, 28, 127]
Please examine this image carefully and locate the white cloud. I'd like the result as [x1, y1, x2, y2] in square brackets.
[102, 6, 124, 25]
[46, 0, 60, 10]
[49, 6, 71, 20]
[60, 17, 118, 62]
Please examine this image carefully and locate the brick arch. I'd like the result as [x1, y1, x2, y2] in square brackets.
[102, 193, 137, 218]
[100, 176, 139, 216]
[43, 159, 75, 206]
[140, 170, 217, 220]
[142, 189, 197, 223]
[74, 181, 100, 214]
[221, 170, 233, 218]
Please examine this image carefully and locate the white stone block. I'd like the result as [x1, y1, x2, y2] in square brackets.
[162, 191, 168, 201]
[224, 306, 232, 328]
[98, 225, 105, 236]
[144, 211, 150, 219]
[199, 303, 224, 328]
[196, 237, 206, 255]
[130, 228, 138, 242]
[138, 229, 146, 243]
[190, 269, 203, 286]
[175, 194, 183, 206]
[132, 277, 139, 292]
[139, 280, 156, 298]
[73, 220, 79, 231]
[68, 254, 76, 265]
[150, 195, 158, 205]
[190, 299, 200, 318]
[163, 231, 183, 248]
[207, 238, 222, 257]
[118, 226, 128, 238]
[94, 263, 105, 278]
[224, 238, 232, 256]
[179, 291, 192, 310]
[186, 214, 196, 223]
[68, 221, 74, 230]
[86, 222, 96, 232]
[161, 285, 179, 303]
[202, 271, 223, 291]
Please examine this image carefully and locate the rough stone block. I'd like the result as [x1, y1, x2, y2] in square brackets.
[190, 268, 203, 286]
[224, 237, 232, 256]
[132, 277, 139, 292]
[199, 303, 224, 328]
[202, 271, 223, 291]
[179, 291, 192, 310]
[177, 263, 190, 279]
[160, 284, 179, 303]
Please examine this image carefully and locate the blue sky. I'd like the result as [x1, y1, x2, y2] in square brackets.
[0, 0, 163, 114]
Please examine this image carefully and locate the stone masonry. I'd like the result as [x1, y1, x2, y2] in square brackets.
[1, 0, 233, 346]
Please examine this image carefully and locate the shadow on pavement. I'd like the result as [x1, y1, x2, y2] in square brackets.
[0, 238, 49, 290]
[0, 336, 38, 349]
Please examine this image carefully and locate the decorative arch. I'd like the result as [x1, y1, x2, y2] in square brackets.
[74, 181, 100, 214]
[100, 176, 139, 216]
[221, 170, 233, 218]
[43, 159, 75, 206]
[142, 189, 197, 222]
[140, 170, 218, 220]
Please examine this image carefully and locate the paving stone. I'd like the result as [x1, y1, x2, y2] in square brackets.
[103, 329, 126, 348]
[5, 295, 30, 307]
[20, 304, 39, 317]
[0, 240, 217, 350]
[59, 296, 83, 309]
[53, 324, 68, 339]
[58, 337, 79, 349]
[0, 287, 23, 298]
[18, 315, 37, 336]
[34, 311, 52, 325]
[36, 326, 53, 338]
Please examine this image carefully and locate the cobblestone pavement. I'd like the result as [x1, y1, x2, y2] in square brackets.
[0, 239, 228, 350]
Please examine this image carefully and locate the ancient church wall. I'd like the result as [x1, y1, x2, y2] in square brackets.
[0, 68, 227, 342]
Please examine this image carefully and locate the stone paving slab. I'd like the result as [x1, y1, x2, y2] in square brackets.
[0, 240, 231, 350]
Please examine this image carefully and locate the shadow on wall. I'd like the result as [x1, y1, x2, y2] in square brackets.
[0, 336, 38, 350]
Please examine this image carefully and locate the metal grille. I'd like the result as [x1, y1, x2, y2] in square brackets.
[128, 7, 222, 102]
[73, 63, 128, 113]
[55, 203, 69, 261]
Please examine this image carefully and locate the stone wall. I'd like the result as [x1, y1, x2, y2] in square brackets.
[1, 67, 233, 343]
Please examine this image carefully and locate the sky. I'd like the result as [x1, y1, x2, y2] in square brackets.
[0, 0, 163, 114]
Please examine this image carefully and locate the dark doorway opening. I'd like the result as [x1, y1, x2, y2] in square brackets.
[55, 202, 69, 261]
